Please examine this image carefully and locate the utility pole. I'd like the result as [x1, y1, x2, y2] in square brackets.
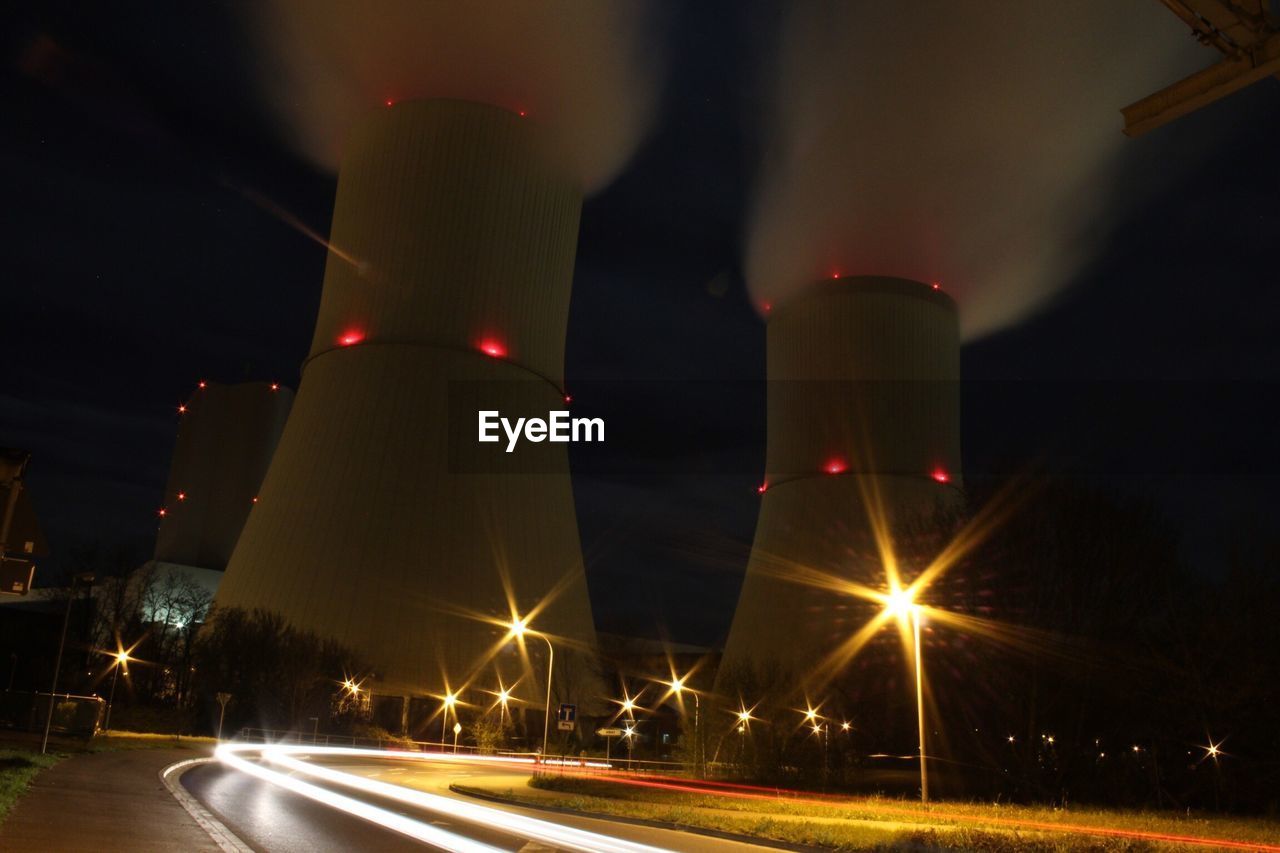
[42, 572, 94, 754]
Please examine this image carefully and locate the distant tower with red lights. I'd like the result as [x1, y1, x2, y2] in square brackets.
[137, 380, 294, 617]
[718, 276, 962, 688]
[156, 381, 293, 573]
[212, 99, 599, 728]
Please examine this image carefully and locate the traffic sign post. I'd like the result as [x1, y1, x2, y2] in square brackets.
[596, 727, 624, 762]
[556, 702, 576, 732]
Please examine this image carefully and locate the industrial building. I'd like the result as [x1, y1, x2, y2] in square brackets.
[718, 276, 962, 693]
[212, 100, 600, 729]
[147, 380, 294, 606]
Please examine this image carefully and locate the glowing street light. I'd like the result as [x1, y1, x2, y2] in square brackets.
[879, 584, 928, 804]
[441, 691, 457, 744]
[668, 674, 702, 776]
[508, 615, 555, 759]
[105, 649, 131, 732]
[496, 687, 511, 727]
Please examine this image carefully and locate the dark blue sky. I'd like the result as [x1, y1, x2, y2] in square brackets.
[3, 3, 1277, 645]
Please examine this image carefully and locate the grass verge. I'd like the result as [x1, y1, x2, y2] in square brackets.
[0, 749, 62, 824]
[86, 731, 217, 753]
[483, 775, 1278, 851]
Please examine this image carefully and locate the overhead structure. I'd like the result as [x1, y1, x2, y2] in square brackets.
[718, 276, 962, 688]
[1123, 0, 1280, 136]
[213, 100, 599, 720]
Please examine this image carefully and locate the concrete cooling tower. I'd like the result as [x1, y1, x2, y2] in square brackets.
[156, 381, 293, 572]
[213, 100, 599, 720]
[719, 276, 961, 686]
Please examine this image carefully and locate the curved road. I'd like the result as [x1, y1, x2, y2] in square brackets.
[184, 749, 778, 852]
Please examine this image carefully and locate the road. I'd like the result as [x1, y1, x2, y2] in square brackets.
[184, 746, 780, 852]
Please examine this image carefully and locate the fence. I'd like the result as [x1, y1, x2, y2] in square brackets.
[232, 727, 687, 777]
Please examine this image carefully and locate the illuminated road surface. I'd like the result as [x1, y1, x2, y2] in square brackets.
[184, 745, 772, 852]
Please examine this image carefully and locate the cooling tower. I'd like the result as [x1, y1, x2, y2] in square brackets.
[156, 381, 293, 572]
[213, 99, 599, 707]
[719, 276, 961, 684]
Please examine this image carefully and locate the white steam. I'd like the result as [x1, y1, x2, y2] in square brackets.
[249, 0, 662, 193]
[748, 1, 1206, 338]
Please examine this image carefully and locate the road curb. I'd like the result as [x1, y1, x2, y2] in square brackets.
[160, 757, 255, 853]
[449, 783, 828, 852]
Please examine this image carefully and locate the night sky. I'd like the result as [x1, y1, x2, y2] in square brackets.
[4, 3, 1278, 646]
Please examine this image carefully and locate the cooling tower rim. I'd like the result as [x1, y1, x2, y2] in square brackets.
[769, 275, 957, 323]
[301, 338, 569, 399]
[381, 96, 527, 122]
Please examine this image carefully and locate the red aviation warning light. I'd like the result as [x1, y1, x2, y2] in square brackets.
[339, 330, 364, 347]
[825, 458, 847, 475]
[479, 339, 507, 358]
[198, 381, 207, 389]
[931, 467, 951, 484]
[177, 492, 187, 501]
[157, 507, 168, 518]
[757, 482, 768, 494]
[270, 383, 280, 392]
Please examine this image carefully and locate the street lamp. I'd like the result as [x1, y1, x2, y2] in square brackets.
[496, 687, 511, 728]
[104, 649, 130, 731]
[668, 675, 702, 776]
[441, 692, 458, 744]
[881, 585, 928, 804]
[42, 572, 93, 754]
[508, 615, 555, 760]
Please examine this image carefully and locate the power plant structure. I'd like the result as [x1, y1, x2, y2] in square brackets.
[156, 381, 294, 573]
[213, 99, 600, 732]
[142, 380, 294, 616]
[718, 276, 962, 694]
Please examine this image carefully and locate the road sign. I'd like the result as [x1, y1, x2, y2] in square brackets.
[557, 702, 576, 731]
[0, 557, 34, 596]
[596, 727, 624, 737]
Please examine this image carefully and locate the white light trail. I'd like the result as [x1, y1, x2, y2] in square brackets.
[215, 744, 504, 852]
[217, 743, 666, 853]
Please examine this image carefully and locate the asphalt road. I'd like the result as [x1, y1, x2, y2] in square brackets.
[184, 751, 779, 852]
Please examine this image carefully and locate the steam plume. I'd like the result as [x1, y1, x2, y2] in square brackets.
[748, 2, 1204, 338]
[249, 1, 662, 192]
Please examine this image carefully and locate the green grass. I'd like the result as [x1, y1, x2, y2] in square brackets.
[0, 749, 62, 824]
[493, 776, 1280, 851]
[86, 730, 217, 753]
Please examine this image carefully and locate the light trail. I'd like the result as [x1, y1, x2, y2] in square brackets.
[217, 743, 666, 853]
[218, 743, 1279, 851]
[216, 744, 504, 852]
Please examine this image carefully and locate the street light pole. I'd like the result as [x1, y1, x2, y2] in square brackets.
[42, 572, 93, 754]
[105, 657, 123, 731]
[506, 616, 556, 760]
[537, 632, 554, 759]
[692, 691, 701, 777]
[912, 606, 928, 805]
